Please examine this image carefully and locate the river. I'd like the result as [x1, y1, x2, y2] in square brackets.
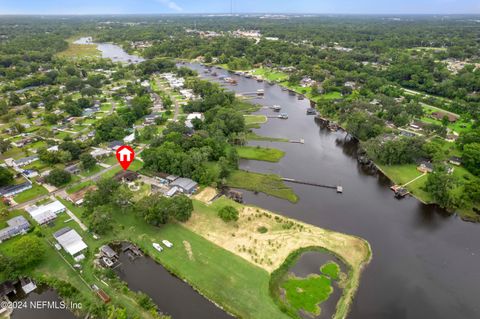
[74, 37, 144, 63]
[184, 62, 480, 319]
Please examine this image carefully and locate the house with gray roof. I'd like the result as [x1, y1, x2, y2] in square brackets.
[0, 216, 30, 242]
[170, 177, 198, 194]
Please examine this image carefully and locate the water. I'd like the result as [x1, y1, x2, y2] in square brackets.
[114, 246, 233, 319]
[184, 62, 480, 319]
[74, 37, 145, 64]
[288, 251, 346, 319]
[11, 287, 77, 319]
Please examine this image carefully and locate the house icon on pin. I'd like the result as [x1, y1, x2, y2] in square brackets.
[118, 147, 133, 162]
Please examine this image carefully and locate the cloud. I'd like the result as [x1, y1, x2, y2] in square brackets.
[155, 0, 183, 12]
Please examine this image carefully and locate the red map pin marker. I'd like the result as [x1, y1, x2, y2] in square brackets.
[116, 145, 135, 170]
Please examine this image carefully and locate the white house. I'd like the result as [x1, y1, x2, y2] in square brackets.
[185, 112, 204, 129]
[26, 200, 66, 225]
[54, 227, 88, 258]
[123, 133, 135, 144]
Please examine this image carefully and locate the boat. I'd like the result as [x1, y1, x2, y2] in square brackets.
[152, 243, 163, 252]
[257, 89, 265, 96]
[271, 105, 282, 112]
[211, 72, 218, 76]
[279, 113, 288, 119]
[268, 81, 275, 85]
[298, 95, 305, 100]
[306, 108, 317, 115]
[256, 77, 264, 82]
[102, 256, 114, 267]
[162, 240, 173, 248]
[281, 87, 288, 91]
[245, 74, 253, 79]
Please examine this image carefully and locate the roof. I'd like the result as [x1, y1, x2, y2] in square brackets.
[100, 245, 117, 258]
[0, 182, 32, 196]
[108, 140, 123, 148]
[449, 156, 462, 162]
[68, 185, 97, 204]
[14, 155, 38, 166]
[27, 200, 65, 224]
[113, 170, 139, 181]
[170, 177, 198, 192]
[54, 227, 88, 256]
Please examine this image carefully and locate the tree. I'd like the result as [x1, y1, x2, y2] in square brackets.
[170, 195, 193, 222]
[88, 206, 113, 235]
[59, 141, 82, 160]
[80, 153, 96, 170]
[462, 143, 480, 176]
[424, 166, 457, 208]
[0, 139, 11, 153]
[10, 236, 46, 270]
[45, 169, 71, 187]
[218, 206, 239, 222]
[0, 167, 14, 186]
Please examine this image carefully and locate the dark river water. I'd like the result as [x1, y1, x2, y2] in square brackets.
[114, 246, 233, 319]
[11, 287, 77, 319]
[185, 62, 480, 319]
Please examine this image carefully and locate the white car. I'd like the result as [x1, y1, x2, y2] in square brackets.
[152, 243, 163, 252]
[162, 240, 173, 248]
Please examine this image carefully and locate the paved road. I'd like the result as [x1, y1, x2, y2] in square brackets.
[9, 162, 120, 211]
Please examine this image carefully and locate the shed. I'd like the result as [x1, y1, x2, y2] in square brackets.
[54, 227, 88, 256]
[170, 178, 198, 194]
[449, 156, 462, 166]
[100, 245, 118, 259]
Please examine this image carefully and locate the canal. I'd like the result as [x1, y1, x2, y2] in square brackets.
[114, 244, 233, 319]
[185, 62, 480, 319]
[74, 37, 145, 63]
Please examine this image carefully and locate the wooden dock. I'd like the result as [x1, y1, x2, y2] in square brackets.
[282, 178, 342, 192]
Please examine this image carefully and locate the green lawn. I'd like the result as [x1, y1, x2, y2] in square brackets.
[227, 170, 299, 203]
[252, 68, 289, 82]
[79, 164, 103, 177]
[281, 274, 333, 316]
[236, 146, 285, 162]
[321, 261, 340, 280]
[247, 132, 289, 143]
[13, 182, 49, 204]
[244, 114, 267, 125]
[66, 180, 94, 194]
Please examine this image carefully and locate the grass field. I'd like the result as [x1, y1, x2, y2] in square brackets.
[321, 261, 340, 280]
[247, 132, 289, 142]
[252, 68, 289, 82]
[244, 114, 267, 125]
[56, 41, 100, 59]
[187, 192, 372, 319]
[13, 182, 49, 204]
[281, 274, 333, 316]
[236, 146, 285, 162]
[227, 170, 299, 203]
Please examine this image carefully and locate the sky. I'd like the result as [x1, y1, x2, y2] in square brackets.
[0, 0, 479, 15]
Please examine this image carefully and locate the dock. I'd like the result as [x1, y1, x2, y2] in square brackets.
[289, 139, 305, 144]
[282, 178, 342, 192]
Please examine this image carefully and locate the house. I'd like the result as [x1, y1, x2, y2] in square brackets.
[113, 170, 139, 183]
[90, 148, 111, 159]
[449, 156, 462, 166]
[100, 245, 118, 259]
[445, 134, 459, 142]
[108, 141, 123, 151]
[165, 186, 179, 197]
[22, 169, 38, 178]
[0, 181, 32, 197]
[26, 200, 66, 225]
[13, 156, 39, 168]
[54, 227, 87, 258]
[65, 163, 81, 175]
[185, 112, 204, 129]
[68, 185, 97, 205]
[431, 111, 459, 123]
[123, 133, 135, 144]
[0, 216, 30, 242]
[47, 145, 59, 152]
[417, 161, 434, 173]
[170, 177, 198, 194]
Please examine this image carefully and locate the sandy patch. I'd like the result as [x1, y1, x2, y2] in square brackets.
[183, 240, 194, 261]
[193, 187, 218, 204]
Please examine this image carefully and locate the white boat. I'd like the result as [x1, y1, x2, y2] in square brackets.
[162, 240, 173, 248]
[153, 243, 163, 252]
[271, 105, 281, 112]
